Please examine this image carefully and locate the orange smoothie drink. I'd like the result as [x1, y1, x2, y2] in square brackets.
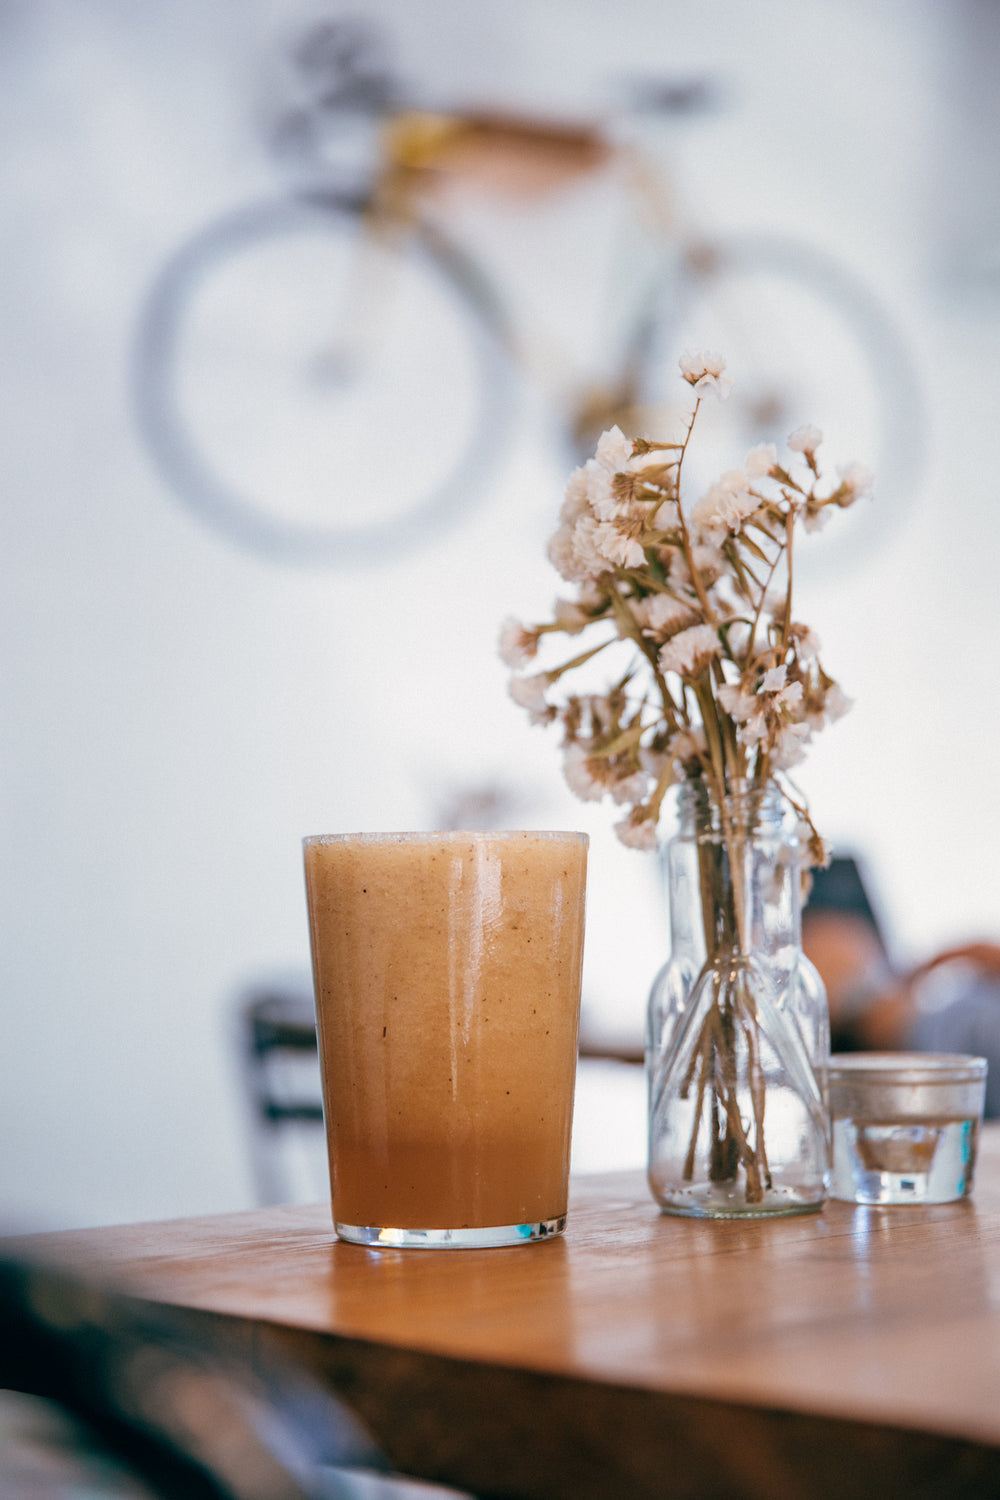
[303, 830, 588, 1247]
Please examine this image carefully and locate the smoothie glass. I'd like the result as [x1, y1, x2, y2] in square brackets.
[303, 830, 589, 1248]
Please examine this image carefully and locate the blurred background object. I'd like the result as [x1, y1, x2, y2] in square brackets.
[130, 13, 922, 568]
[2, 0, 999, 1232]
[0, 1251, 470, 1497]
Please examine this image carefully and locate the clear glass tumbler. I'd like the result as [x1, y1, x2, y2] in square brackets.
[828, 1052, 987, 1205]
[303, 830, 588, 1247]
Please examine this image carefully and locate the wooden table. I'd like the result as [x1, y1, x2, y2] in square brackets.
[10, 1128, 1000, 1500]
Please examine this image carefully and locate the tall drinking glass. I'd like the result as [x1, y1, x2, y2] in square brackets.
[303, 830, 588, 1248]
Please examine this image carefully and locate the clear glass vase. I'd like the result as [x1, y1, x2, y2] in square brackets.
[646, 779, 830, 1217]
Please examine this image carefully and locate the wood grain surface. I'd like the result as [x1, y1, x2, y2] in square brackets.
[7, 1127, 1000, 1499]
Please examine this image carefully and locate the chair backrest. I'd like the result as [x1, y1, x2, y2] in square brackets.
[238, 984, 328, 1205]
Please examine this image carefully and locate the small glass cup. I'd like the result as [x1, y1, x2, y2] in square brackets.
[828, 1052, 987, 1205]
[303, 830, 588, 1248]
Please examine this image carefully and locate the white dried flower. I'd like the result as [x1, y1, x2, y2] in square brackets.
[584, 458, 618, 520]
[578, 580, 606, 611]
[788, 424, 823, 455]
[777, 680, 804, 711]
[614, 812, 659, 851]
[689, 490, 725, 539]
[562, 742, 607, 802]
[609, 770, 650, 806]
[553, 598, 591, 634]
[761, 582, 790, 618]
[812, 837, 833, 868]
[718, 683, 759, 722]
[802, 501, 832, 533]
[508, 672, 551, 724]
[560, 464, 592, 523]
[570, 516, 610, 578]
[745, 442, 777, 478]
[652, 498, 680, 529]
[737, 713, 768, 748]
[789, 623, 822, 659]
[659, 624, 720, 677]
[772, 721, 812, 770]
[667, 544, 725, 590]
[823, 684, 854, 722]
[759, 665, 788, 694]
[546, 523, 585, 582]
[564, 429, 635, 522]
[679, 349, 733, 400]
[666, 551, 690, 590]
[690, 543, 726, 584]
[593, 520, 646, 570]
[595, 425, 633, 472]
[634, 593, 698, 639]
[691, 470, 757, 538]
[837, 462, 874, 502]
[794, 818, 815, 849]
[498, 617, 540, 669]
[721, 620, 749, 658]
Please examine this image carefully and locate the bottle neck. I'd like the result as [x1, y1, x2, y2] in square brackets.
[675, 777, 786, 842]
[667, 778, 803, 962]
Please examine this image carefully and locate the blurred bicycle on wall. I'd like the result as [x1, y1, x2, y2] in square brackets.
[133, 16, 923, 567]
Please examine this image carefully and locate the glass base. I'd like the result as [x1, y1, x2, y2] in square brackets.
[334, 1215, 566, 1249]
[652, 1182, 825, 1219]
[830, 1117, 977, 1204]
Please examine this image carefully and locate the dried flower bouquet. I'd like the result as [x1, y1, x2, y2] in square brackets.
[502, 352, 868, 1210]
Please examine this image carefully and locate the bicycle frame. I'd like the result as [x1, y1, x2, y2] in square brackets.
[357, 105, 686, 449]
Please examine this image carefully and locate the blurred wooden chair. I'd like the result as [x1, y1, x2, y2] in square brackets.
[239, 984, 328, 1206]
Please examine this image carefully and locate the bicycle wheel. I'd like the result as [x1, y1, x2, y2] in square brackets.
[621, 234, 925, 577]
[133, 190, 516, 564]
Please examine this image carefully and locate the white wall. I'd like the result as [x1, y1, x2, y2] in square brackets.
[3, 0, 998, 1230]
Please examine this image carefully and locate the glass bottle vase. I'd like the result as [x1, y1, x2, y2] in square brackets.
[646, 779, 830, 1217]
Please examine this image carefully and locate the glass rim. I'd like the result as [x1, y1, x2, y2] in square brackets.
[302, 829, 590, 848]
[828, 1051, 988, 1084]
